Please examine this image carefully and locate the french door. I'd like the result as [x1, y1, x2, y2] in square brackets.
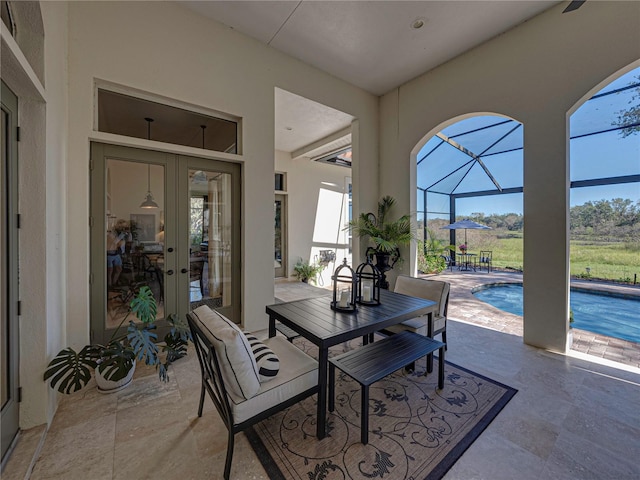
[90, 143, 240, 344]
[1, 80, 19, 464]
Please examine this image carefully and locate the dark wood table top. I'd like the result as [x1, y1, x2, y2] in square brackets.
[266, 289, 437, 347]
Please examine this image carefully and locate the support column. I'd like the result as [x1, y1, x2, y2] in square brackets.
[523, 113, 569, 352]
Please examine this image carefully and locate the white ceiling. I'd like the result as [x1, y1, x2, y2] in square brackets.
[180, 0, 564, 155]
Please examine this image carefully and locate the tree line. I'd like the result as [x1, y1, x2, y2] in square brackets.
[464, 198, 639, 241]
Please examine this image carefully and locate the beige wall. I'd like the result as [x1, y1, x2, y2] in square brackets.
[1, 2, 68, 427]
[64, 1, 378, 343]
[275, 149, 352, 286]
[379, 1, 640, 352]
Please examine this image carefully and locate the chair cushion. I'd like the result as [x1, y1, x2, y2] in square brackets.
[191, 305, 260, 400]
[394, 276, 449, 318]
[385, 314, 446, 336]
[229, 336, 318, 425]
[245, 332, 280, 382]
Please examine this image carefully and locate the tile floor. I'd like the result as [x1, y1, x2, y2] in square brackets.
[4, 275, 640, 479]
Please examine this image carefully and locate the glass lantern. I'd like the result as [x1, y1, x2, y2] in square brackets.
[331, 258, 357, 313]
[355, 257, 381, 306]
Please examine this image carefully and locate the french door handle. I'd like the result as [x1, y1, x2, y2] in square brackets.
[166, 269, 174, 275]
[181, 268, 189, 274]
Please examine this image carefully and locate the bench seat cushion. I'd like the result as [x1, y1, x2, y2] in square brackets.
[229, 336, 318, 425]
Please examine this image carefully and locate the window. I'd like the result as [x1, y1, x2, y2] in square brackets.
[97, 88, 239, 154]
[1, 1, 15, 37]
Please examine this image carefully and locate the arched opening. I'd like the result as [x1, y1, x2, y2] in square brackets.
[415, 114, 524, 274]
[567, 64, 640, 347]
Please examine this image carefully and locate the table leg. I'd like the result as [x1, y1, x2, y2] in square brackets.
[268, 316, 276, 338]
[328, 364, 335, 412]
[426, 311, 434, 373]
[361, 385, 369, 445]
[317, 347, 329, 439]
[438, 345, 445, 389]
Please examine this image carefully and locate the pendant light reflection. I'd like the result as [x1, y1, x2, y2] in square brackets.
[140, 117, 159, 209]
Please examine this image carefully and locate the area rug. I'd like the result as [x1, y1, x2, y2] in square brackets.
[247, 337, 517, 480]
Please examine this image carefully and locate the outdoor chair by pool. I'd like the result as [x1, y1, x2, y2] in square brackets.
[441, 253, 455, 271]
[381, 275, 449, 349]
[478, 250, 493, 273]
[187, 306, 319, 480]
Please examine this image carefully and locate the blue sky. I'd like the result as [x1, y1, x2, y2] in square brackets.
[426, 67, 640, 218]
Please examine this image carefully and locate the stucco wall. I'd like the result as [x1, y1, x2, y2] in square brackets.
[275, 149, 352, 287]
[65, 0, 378, 344]
[379, 1, 640, 352]
[1, 1, 68, 428]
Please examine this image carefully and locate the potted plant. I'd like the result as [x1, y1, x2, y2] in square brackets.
[347, 195, 415, 288]
[44, 286, 190, 394]
[293, 259, 324, 284]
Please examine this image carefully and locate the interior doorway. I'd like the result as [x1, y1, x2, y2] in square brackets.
[90, 143, 241, 344]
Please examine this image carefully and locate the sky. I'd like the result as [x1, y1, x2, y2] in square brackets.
[420, 67, 640, 218]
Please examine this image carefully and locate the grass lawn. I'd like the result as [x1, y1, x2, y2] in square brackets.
[456, 232, 639, 283]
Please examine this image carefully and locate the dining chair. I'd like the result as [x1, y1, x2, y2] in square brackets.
[186, 306, 318, 480]
[382, 275, 449, 349]
[478, 251, 493, 273]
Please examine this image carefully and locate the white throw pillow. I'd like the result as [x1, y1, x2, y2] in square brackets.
[244, 332, 280, 382]
[191, 306, 260, 400]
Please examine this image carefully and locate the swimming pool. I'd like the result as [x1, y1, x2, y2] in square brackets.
[472, 283, 640, 343]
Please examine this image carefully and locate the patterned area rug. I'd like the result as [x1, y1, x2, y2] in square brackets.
[247, 337, 517, 480]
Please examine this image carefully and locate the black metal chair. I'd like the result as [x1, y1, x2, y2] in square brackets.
[478, 250, 493, 272]
[186, 311, 318, 479]
[440, 254, 455, 271]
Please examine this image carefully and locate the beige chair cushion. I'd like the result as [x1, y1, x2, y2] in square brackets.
[229, 336, 318, 424]
[391, 275, 449, 336]
[384, 314, 446, 336]
[191, 305, 261, 400]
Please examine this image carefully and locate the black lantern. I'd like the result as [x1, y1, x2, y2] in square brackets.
[331, 258, 357, 313]
[355, 257, 381, 306]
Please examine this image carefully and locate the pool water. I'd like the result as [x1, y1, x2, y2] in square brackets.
[473, 283, 640, 343]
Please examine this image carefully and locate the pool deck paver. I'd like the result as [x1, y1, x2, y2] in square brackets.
[275, 271, 640, 369]
[430, 269, 640, 369]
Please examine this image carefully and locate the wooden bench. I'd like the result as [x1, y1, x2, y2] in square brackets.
[328, 331, 445, 444]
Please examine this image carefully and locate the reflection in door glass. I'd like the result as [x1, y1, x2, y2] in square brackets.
[189, 170, 232, 310]
[1, 107, 8, 408]
[106, 159, 165, 329]
[275, 199, 282, 270]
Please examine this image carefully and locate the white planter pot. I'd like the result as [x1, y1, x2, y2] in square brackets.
[95, 361, 136, 393]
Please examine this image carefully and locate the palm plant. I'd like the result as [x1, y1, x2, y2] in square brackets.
[347, 196, 415, 288]
[347, 195, 415, 255]
[418, 229, 455, 274]
[44, 286, 190, 394]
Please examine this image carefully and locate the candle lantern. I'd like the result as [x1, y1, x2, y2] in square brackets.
[331, 258, 357, 313]
[355, 257, 381, 306]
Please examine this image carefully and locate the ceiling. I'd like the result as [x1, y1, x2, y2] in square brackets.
[179, 0, 564, 156]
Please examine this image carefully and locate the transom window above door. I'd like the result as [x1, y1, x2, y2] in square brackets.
[97, 88, 240, 154]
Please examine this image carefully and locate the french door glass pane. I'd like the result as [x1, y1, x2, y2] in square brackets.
[106, 159, 165, 329]
[189, 169, 232, 310]
[1, 107, 8, 408]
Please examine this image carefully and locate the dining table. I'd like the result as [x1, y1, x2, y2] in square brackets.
[266, 289, 437, 439]
[456, 252, 477, 271]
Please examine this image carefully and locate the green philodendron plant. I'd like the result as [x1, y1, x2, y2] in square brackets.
[44, 286, 190, 394]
